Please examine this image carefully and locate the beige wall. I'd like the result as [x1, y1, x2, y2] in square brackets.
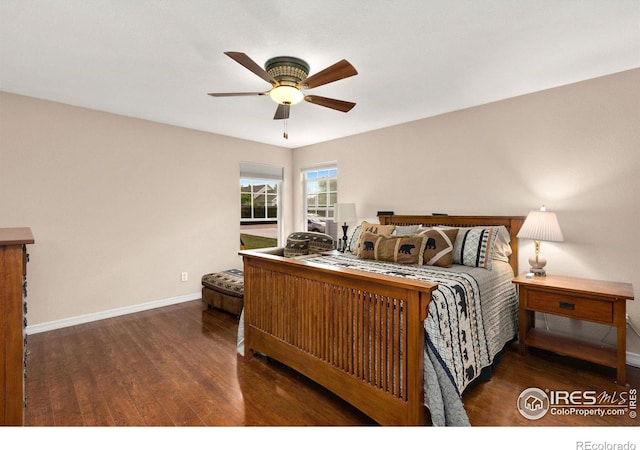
[293, 69, 640, 354]
[0, 92, 292, 327]
[2, 69, 639, 356]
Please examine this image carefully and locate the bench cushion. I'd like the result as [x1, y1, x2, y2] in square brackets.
[201, 269, 244, 298]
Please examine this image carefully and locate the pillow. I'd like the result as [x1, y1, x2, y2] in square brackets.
[308, 234, 335, 253]
[432, 225, 512, 263]
[492, 226, 512, 262]
[392, 224, 420, 236]
[417, 228, 459, 267]
[287, 231, 335, 253]
[452, 227, 501, 270]
[358, 232, 427, 265]
[284, 238, 309, 257]
[346, 224, 361, 253]
[352, 221, 396, 255]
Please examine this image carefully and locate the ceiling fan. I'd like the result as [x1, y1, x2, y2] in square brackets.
[208, 52, 358, 122]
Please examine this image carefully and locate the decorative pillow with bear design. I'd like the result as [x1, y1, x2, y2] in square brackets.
[417, 228, 459, 267]
[358, 232, 427, 265]
[352, 221, 396, 256]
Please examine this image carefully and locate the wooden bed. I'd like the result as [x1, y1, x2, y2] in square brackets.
[239, 214, 525, 425]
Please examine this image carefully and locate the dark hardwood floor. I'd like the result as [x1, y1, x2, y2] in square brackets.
[23, 300, 639, 428]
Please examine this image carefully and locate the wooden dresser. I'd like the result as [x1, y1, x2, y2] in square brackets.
[0, 227, 34, 426]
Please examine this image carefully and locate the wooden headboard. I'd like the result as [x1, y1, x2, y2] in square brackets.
[377, 214, 526, 275]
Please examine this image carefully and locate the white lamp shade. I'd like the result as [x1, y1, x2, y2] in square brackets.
[334, 203, 357, 224]
[517, 208, 564, 242]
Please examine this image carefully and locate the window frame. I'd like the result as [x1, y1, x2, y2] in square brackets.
[240, 178, 279, 223]
[240, 162, 283, 249]
[302, 163, 338, 238]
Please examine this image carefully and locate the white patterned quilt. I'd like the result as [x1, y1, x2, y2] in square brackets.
[299, 254, 518, 425]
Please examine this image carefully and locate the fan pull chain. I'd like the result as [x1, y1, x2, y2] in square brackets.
[283, 119, 288, 139]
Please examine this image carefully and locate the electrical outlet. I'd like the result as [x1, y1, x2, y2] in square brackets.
[181, 272, 188, 282]
[626, 313, 640, 338]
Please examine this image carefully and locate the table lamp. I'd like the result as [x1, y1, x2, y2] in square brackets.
[517, 205, 564, 276]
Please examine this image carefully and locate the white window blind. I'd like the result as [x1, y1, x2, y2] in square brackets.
[240, 162, 283, 181]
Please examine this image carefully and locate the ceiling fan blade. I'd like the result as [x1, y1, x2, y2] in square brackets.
[304, 95, 356, 113]
[273, 104, 290, 120]
[298, 59, 358, 89]
[207, 92, 267, 97]
[225, 52, 277, 86]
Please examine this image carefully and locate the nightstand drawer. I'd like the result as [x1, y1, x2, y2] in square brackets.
[526, 290, 613, 323]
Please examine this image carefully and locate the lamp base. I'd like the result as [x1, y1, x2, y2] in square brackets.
[528, 252, 547, 276]
[341, 223, 349, 252]
[529, 267, 547, 276]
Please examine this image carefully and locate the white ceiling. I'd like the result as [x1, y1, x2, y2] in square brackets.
[1, 1, 638, 149]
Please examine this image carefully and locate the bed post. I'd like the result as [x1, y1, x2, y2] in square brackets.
[406, 289, 431, 424]
[508, 217, 524, 275]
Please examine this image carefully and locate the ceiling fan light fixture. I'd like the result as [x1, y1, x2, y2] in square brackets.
[209, 52, 358, 125]
[269, 85, 304, 105]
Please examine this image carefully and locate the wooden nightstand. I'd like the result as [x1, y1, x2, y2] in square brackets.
[513, 274, 634, 385]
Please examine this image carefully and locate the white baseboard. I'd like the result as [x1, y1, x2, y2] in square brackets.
[25, 292, 201, 335]
[627, 350, 640, 368]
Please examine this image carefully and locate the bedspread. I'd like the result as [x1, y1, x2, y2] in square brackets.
[237, 254, 518, 425]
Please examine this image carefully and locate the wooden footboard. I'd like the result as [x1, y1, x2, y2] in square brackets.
[241, 250, 437, 425]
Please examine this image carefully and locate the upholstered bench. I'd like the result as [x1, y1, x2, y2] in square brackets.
[201, 269, 244, 317]
[201, 233, 333, 317]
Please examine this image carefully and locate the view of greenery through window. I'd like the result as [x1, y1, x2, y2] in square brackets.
[240, 179, 278, 250]
[239, 165, 337, 251]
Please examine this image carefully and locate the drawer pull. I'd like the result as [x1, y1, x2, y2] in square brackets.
[559, 301, 575, 310]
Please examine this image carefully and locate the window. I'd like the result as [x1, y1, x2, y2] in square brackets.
[240, 180, 278, 221]
[303, 164, 338, 239]
[240, 162, 283, 250]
